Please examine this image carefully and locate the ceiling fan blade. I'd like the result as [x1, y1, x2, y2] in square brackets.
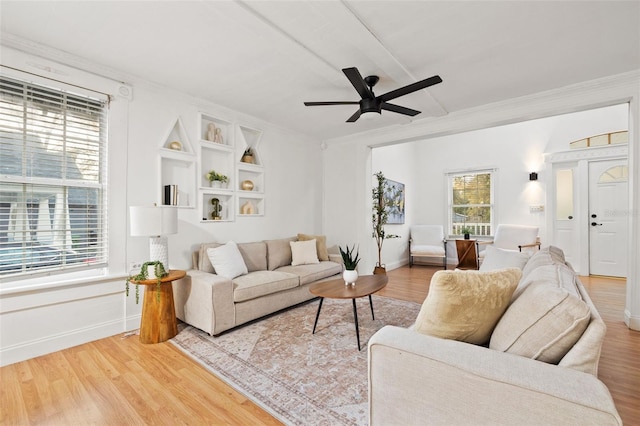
[342, 67, 374, 100]
[346, 109, 361, 122]
[381, 102, 421, 117]
[304, 101, 359, 106]
[378, 75, 442, 102]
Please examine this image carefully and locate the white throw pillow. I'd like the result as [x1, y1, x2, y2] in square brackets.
[290, 239, 319, 266]
[207, 241, 248, 279]
[479, 245, 532, 271]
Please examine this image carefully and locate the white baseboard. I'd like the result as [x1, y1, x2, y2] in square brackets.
[0, 319, 123, 367]
[126, 314, 142, 332]
[624, 309, 640, 331]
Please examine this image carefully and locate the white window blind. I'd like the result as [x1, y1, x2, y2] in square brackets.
[0, 76, 108, 278]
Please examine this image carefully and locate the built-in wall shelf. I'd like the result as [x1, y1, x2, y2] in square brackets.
[159, 116, 196, 208]
[196, 113, 266, 222]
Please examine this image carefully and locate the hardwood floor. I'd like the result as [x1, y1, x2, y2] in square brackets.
[1, 266, 638, 425]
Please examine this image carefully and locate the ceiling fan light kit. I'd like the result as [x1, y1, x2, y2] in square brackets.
[304, 67, 442, 123]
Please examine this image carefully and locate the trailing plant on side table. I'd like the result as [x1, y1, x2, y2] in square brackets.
[125, 261, 168, 303]
[372, 171, 400, 274]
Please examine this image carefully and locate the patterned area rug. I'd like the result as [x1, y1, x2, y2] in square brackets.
[170, 295, 421, 425]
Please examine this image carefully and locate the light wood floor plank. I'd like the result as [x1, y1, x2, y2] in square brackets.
[1, 265, 638, 425]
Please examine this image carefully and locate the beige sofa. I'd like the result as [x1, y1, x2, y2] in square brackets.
[368, 246, 622, 425]
[173, 236, 342, 335]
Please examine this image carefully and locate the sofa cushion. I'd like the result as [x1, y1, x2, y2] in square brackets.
[237, 241, 267, 272]
[277, 261, 342, 285]
[207, 241, 248, 279]
[265, 237, 297, 270]
[490, 281, 591, 364]
[232, 270, 300, 303]
[297, 233, 329, 261]
[414, 268, 521, 345]
[521, 246, 566, 280]
[513, 263, 582, 302]
[198, 242, 222, 273]
[479, 246, 532, 272]
[290, 239, 320, 266]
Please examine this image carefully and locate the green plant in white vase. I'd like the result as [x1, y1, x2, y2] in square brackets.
[206, 170, 228, 187]
[339, 244, 361, 285]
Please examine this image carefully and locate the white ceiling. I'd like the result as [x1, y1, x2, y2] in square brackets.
[1, 1, 639, 140]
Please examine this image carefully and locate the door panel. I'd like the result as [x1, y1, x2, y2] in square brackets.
[588, 160, 628, 277]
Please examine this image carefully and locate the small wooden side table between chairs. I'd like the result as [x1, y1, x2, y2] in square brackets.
[129, 269, 186, 344]
[455, 239, 478, 270]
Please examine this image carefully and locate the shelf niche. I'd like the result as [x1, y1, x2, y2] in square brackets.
[159, 117, 195, 208]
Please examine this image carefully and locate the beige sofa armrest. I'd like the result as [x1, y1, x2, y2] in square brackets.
[173, 270, 235, 336]
[368, 326, 621, 426]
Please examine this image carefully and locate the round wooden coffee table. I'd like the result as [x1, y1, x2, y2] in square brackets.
[309, 274, 388, 350]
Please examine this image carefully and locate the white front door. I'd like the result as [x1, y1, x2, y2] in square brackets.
[588, 159, 629, 277]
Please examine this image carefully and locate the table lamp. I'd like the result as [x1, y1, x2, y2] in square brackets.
[130, 205, 178, 268]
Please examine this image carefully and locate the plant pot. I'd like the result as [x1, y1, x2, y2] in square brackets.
[464, 233, 470, 240]
[210, 180, 222, 188]
[373, 265, 386, 275]
[241, 154, 254, 164]
[343, 269, 358, 285]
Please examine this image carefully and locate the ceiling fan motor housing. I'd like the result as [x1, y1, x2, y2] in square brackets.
[360, 97, 381, 114]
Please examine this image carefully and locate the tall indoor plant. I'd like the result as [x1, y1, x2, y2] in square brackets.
[372, 171, 399, 274]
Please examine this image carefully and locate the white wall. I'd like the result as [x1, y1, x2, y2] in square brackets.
[0, 46, 324, 366]
[370, 104, 628, 267]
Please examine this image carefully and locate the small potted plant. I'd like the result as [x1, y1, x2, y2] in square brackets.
[339, 244, 361, 286]
[125, 261, 168, 304]
[206, 170, 228, 188]
[241, 147, 255, 164]
[460, 226, 473, 240]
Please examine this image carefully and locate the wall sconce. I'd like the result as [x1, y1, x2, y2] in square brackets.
[529, 172, 538, 181]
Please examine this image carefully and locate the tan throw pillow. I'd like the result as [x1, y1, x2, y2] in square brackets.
[265, 237, 297, 270]
[290, 239, 320, 266]
[490, 281, 591, 364]
[297, 233, 329, 261]
[414, 268, 521, 345]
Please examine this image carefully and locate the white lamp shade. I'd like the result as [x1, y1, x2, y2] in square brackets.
[130, 206, 178, 237]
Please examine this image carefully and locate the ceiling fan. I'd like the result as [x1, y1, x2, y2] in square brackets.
[304, 67, 442, 122]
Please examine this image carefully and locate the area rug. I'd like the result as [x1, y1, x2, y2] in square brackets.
[170, 295, 421, 426]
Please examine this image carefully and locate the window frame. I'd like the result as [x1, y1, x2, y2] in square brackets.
[446, 168, 496, 238]
[0, 74, 109, 281]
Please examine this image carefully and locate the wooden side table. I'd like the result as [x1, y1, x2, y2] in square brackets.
[455, 239, 478, 270]
[130, 269, 186, 344]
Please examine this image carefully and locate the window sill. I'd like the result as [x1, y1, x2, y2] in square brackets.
[0, 268, 128, 297]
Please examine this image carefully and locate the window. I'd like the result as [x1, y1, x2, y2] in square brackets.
[0, 76, 108, 278]
[447, 170, 494, 237]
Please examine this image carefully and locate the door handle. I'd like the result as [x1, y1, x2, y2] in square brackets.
[591, 222, 603, 227]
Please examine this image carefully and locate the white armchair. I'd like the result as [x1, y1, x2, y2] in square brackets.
[477, 224, 540, 263]
[409, 225, 447, 269]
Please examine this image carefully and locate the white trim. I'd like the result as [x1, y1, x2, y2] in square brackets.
[0, 318, 123, 367]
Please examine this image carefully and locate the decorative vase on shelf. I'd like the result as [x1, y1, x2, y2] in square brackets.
[343, 269, 358, 286]
[241, 180, 254, 191]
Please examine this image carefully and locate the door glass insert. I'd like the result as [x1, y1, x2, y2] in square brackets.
[598, 165, 628, 183]
[556, 169, 573, 220]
